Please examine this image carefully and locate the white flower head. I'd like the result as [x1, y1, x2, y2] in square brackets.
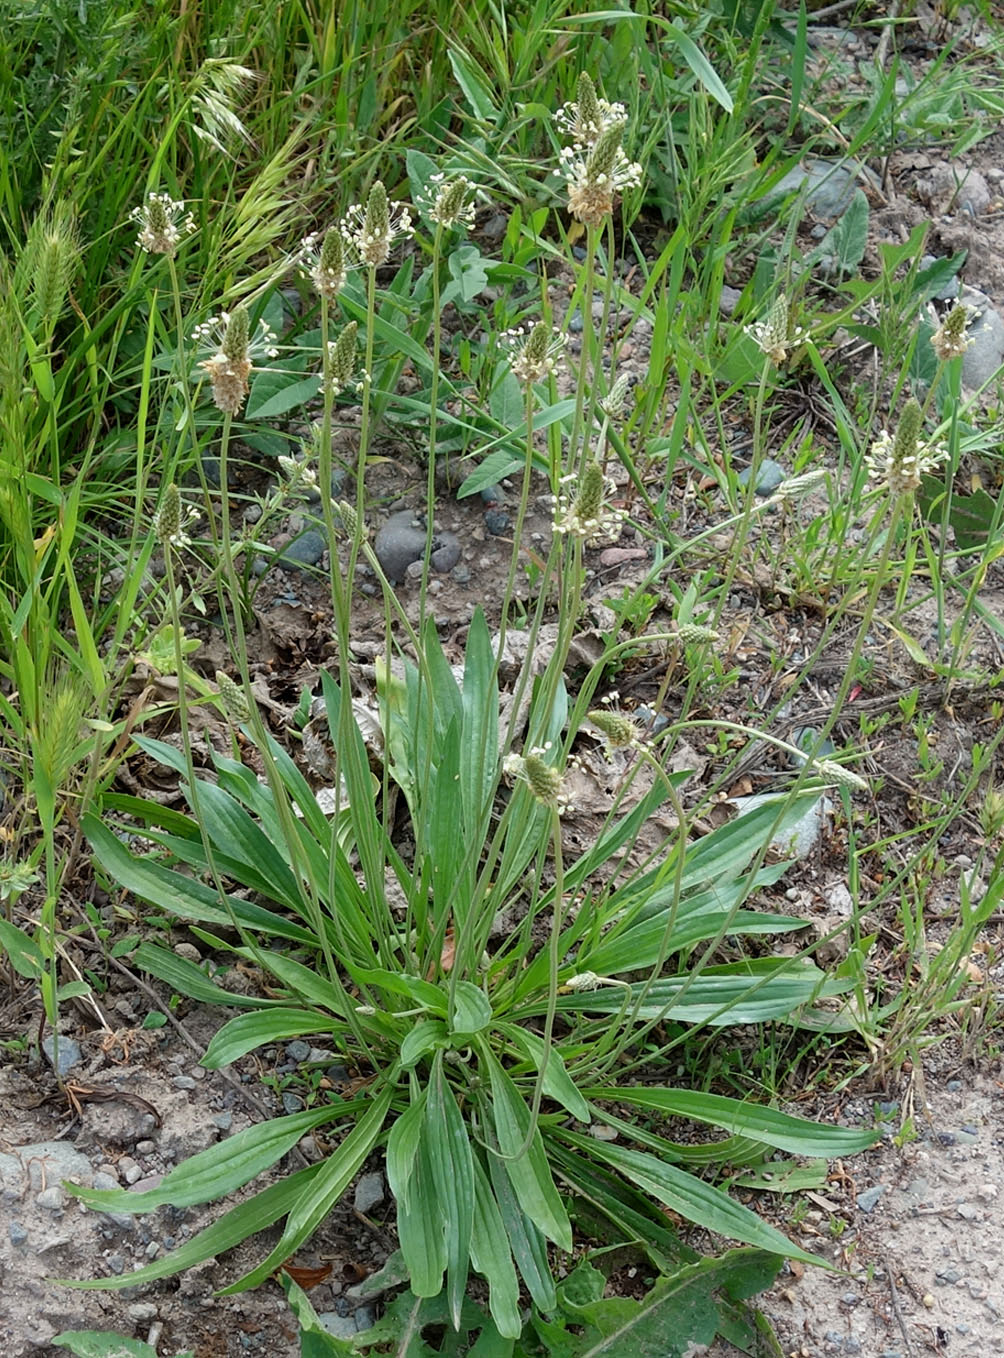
[558, 119, 642, 229]
[419, 173, 477, 230]
[130, 193, 195, 258]
[745, 294, 808, 366]
[298, 226, 350, 302]
[502, 322, 566, 386]
[864, 399, 948, 496]
[192, 307, 279, 415]
[553, 460, 626, 545]
[342, 180, 414, 268]
[503, 742, 570, 815]
[930, 302, 978, 362]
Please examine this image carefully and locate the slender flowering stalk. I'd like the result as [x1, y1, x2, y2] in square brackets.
[558, 118, 642, 229]
[130, 193, 195, 257]
[553, 459, 625, 544]
[298, 226, 348, 302]
[930, 301, 976, 362]
[555, 72, 627, 147]
[193, 306, 278, 415]
[864, 398, 948, 495]
[745, 293, 808, 366]
[342, 180, 414, 268]
[503, 322, 565, 387]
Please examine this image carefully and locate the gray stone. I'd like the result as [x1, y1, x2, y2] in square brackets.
[856, 1184, 886, 1213]
[128, 1303, 159, 1322]
[719, 285, 742, 317]
[41, 1034, 82, 1077]
[960, 289, 1004, 389]
[732, 792, 832, 860]
[212, 1113, 233, 1132]
[172, 1075, 197, 1091]
[92, 1172, 119, 1192]
[36, 1186, 64, 1212]
[278, 530, 327, 572]
[737, 457, 785, 497]
[9, 1222, 27, 1245]
[763, 159, 866, 219]
[483, 508, 510, 535]
[7, 1141, 94, 1192]
[317, 1313, 363, 1339]
[353, 1306, 377, 1331]
[286, 1040, 311, 1062]
[354, 1171, 385, 1215]
[282, 1092, 305, 1115]
[374, 511, 460, 582]
[106, 1253, 125, 1275]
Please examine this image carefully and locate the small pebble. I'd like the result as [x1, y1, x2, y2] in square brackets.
[9, 1222, 28, 1246]
[278, 530, 326, 572]
[106, 1253, 125, 1275]
[737, 457, 786, 497]
[282, 1092, 305, 1115]
[36, 1186, 64, 1212]
[136, 1140, 156, 1155]
[41, 1034, 83, 1078]
[286, 1040, 311, 1062]
[354, 1172, 385, 1215]
[212, 1113, 233, 1132]
[483, 508, 510, 535]
[855, 1184, 886, 1213]
[172, 1075, 197, 1091]
[127, 1303, 158, 1322]
[946, 1080, 962, 1092]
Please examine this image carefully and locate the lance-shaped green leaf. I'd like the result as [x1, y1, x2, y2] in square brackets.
[67, 1106, 347, 1212]
[470, 1151, 521, 1340]
[556, 1130, 825, 1267]
[396, 1112, 448, 1298]
[427, 1054, 474, 1328]
[202, 1008, 342, 1068]
[483, 1047, 572, 1252]
[582, 1088, 877, 1158]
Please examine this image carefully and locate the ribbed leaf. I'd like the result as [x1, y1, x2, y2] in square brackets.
[484, 1049, 572, 1252]
[68, 1106, 345, 1212]
[470, 1151, 521, 1340]
[498, 1023, 589, 1123]
[59, 1164, 323, 1289]
[220, 1084, 394, 1292]
[557, 1131, 823, 1266]
[396, 1113, 448, 1297]
[583, 1088, 876, 1157]
[427, 1055, 475, 1328]
[451, 981, 493, 1037]
[460, 608, 499, 841]
[202, 1008, 341, 1068]
[386, 1092, 426, 1212]
[486, 1138, 556, 1312]
[133, 943, 279, 1011]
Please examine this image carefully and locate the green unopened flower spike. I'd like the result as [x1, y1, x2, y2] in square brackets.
[814, 759, 868, 792]
[502, 742, 570, 815]
[154, 484, 183, 547]
[599, 373, 632, 421]
[333, 500, 363, 538]
[674, 622, 720, 645]
[216, 671, 251, 724]
[326, 320, 358, 396]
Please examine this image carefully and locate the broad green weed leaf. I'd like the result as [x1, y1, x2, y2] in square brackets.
[396, 1117, 448, 1298]
[470, 1153, 521, 1340]
[450, 981, 493, 1036]
[53, 1332, 191, 1358]
[387, 1093, 427, 1211]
